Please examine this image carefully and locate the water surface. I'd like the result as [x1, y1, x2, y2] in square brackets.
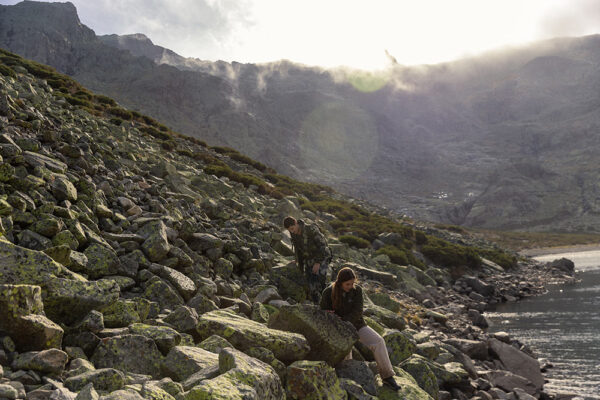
[486, 250, 600, 399]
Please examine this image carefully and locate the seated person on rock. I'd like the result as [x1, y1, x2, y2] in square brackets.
[320, 267, 401, 391]
[284, 216, 332, 304]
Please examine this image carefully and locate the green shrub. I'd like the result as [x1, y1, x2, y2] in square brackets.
[421, 237, 481, 269]
[415, 231, 428, 245]
[95, 94, 117, 106]
[376, 245, 409, 265]
[109, 117, 123, 126]
[108, 107, 133, 120]
[477, 249, 517, 270]
[339, 235, 370, 249]
[140, 126, 171, 141]
[0, 64, 16, 78]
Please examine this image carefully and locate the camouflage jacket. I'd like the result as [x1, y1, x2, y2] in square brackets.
[291, 220, 332, 270]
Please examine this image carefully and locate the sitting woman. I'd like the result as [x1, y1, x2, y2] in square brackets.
[320, 267, 401, 391]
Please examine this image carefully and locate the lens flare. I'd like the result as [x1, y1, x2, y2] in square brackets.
[299, 102, 378, 180]
[347, 70, 389, 93]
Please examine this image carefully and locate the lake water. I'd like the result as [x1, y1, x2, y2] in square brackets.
[486, 250, 600, 399]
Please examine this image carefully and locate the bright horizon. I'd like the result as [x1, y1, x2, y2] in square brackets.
[1, 0, 600, 70]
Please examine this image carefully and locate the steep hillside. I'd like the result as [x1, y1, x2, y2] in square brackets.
[0, 45, 576, 400]
[2, 1, 600, 234]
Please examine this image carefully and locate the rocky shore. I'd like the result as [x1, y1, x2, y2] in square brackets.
[0, 54, 579, 400]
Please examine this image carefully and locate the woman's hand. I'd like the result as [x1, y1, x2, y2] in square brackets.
[312, 263, 320, 274]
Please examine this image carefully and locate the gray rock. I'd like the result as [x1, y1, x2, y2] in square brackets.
[161, 346, 219, 382]
[65, 368, 125, 392]
[148, 263, 196, 301]
[335, 359, 377, 395]
[90, 334, 163, 378]
[74, 383, 99, 400]
[138, 220, 170, 262]
[12, 348, 68, 375]
[488, 338, 544, 392]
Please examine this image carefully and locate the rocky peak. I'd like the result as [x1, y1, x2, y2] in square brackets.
[99, 33, 187, 67]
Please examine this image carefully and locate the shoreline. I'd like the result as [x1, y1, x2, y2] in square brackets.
[519, 243, 600, 257]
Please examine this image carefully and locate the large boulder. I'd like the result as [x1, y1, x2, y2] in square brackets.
[399, 355, 439, 399]
[444, 338, 488, 360]
[267, 304, 358, 366]
[383, 330, 416, 365]
[90, 334, 163, 378]
[129, 323, 181, 355]
[286, 360, 347, 400]
[148, 264, 196, 301]
[12, 349, 68, 375]
[138, 220, 170, 262]
[82, 244, 121, 279]
[196, 309, 309, 363]
[65, 368, 125, 392]
[268, 262, 308, 302]
[488, 338, 544, 392]
[376, 367, 434, 400]
[42, 278, 120, 325]
[0, 284, 63, 351]
[51, 174, 77, 202]
[184, 348, 284, 400]
[143, 276, 185, 311]
[161, 346, 219, 382]
[335, 359, 377, 395]
[480, 370, 537, 396]
[0, 236, 64, 285]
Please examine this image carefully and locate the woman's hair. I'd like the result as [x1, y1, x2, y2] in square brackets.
[332, 267, 357, 310]
[283, 216, 296, 229]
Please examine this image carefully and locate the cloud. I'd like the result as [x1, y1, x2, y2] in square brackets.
[539, 0, 600, 38]
[62, 0, 255, 59]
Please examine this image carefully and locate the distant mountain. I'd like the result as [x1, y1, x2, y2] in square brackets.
[2, 0, 600, 232]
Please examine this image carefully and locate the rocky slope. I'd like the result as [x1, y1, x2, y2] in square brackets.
[2, 1, 600, 232]
[0, 48, 580, 400]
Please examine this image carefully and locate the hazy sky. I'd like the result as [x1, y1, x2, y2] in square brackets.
[1, 0, 599, 69]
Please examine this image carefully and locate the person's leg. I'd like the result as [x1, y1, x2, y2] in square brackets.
[357, 326, 394, 379]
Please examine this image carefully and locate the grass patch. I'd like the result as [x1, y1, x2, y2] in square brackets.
[339, 235, 370, 249]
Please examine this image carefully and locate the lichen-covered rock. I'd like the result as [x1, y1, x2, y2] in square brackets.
[65, 368, 126, 392]
[245, 346, 287, 381]
[43, 244, 72, 266]
[143, 276, 184, 311]
[339, 378, 377, 400]
[197, 335, 233, 354]
[186, 291, 218, 315]
[335, 359, 377, 396]
[399, 355, 439, 399]
[98, 389, 144, 400]
[141, 382, 177, 400]
[488, 338, 544, 391]
[384, 330, 416, 365]
[0, 284, 64, 351]
[90, 334, 163, 378]
[0, 384, 18, 400]
[11, 348, 68, 375]
[51, 174, 78, 202]
[183, 348, 284, 400]
[376, 367, 434, 400]
[161, 346, 219, 382]
[250, 302, 270, 323]
[268, 304, 358, 366]
[363, 303, 406, 331]
[0, 236, 64, 285]
[138, 220, 170, 262]
[148, 264, 196, 301]
[269, 262, 308, 303]
[197, 309, 309, 363]
[101, 299, 141, 328]
[82, 243, 121, 279]
[74, 383, 99, 400]
[43, 278, 120, 325]
[286, 360, 347, 400]
[129, 323, 181, 355]
[32, 213, 63, 238]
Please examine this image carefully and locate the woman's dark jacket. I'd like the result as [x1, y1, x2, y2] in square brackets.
[320, 284, 366, 330]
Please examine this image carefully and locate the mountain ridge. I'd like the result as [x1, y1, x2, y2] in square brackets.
[2, 0, 600, 232]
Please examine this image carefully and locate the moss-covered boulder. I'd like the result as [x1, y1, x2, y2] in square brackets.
[51, 174, 78, 202]
[32, 213, 63, 238]
[268, 304, 358, 366]
[335, 359, 377, 396]
[339, 378, 377, 400]
[143, 276, 184, 311]
[286, 360, 347, 400]
[245, 346, 287, 382]
[268, 262, 308, 303]
[138, 220, 170, 262]
[42, 278, 120, 325]
[8, 314, 63, 352]
[184, 348, 283, 400]
[141, 382, 177, 400]
[197, 309, 309, 363]
[101, 299, 141, 328]
[250, 302, 271, 323]
[197, 335, 233, 354]
[99, 389, 144, 400]
[416, 342, 441, 360]
[90, 334, 163, 378]
[383, 330, 416, 365]
[148, 264, 197, 301]
[65, 368, 126, 392]
[399, 355, 439, 399]
[161, 346, 219, 382]
[0, 236, 64, 285]
[363, 303, 406, 331]
[376, 367, 434, 400]
[11, 348, 68, 375]
[129, 323, 181, 355]
[82, 243, 121, 279]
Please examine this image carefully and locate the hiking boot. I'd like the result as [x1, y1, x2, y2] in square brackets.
[382, 376, 401, 391]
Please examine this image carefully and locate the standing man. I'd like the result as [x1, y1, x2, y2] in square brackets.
[284, 216, 332, 303]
